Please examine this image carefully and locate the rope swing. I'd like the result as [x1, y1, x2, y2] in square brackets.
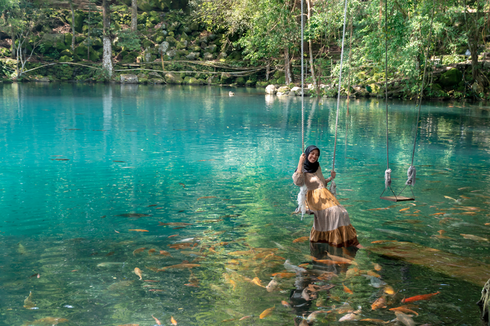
[380, 0, 434, 202]
[330, 0, 349, 197]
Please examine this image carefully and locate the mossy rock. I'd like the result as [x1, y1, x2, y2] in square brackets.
[256, 81, 269, 87]
[92, 38, 103, 50]
[276, 76, 286, 85]
[189, 45, 201, 52]
[59, 55, 73, 62]
[60, 49, 72, 57]
[89, 50, 100, 62]
[184, 76, 203, 85]
[227, 51, 242, 61]
[165, 36, 177, 46]
[439, 68, 463, 88]
[165, 72, 183, 84]
[75, 36, 85, 44]
[120, 50, 139, 64]
[273, 70, 285, 79]
[64, 33, 73, 46]
[142, 39, 153, 48]
[74, 45, 87, 57]
[236, 77, 246, 85]
[154, 35, 165, 44]
[245, 79, 256, 87]
[66, 11, 85, 33]
[220, 73, 233, 84]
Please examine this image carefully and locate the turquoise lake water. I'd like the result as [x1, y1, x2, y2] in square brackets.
[0, 83, 489, 325]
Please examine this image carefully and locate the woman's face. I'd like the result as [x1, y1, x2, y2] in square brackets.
[308, 149, 319, 163]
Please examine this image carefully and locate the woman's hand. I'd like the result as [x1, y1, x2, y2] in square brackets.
[330, 170, 336, 179]
[299, 153, 306, 163]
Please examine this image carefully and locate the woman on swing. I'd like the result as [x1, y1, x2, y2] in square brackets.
[293, 145, 362, 248]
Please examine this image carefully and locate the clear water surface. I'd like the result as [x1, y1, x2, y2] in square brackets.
[0, 83, 489, 325]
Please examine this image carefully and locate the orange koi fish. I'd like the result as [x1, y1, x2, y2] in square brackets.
[293, 236, 309, 243]
[133, 247, 146, 256]
[401, 291, 440, 303]
[430, 212, 445, 216]
[152, 315, 161, 325]
[171, 316, 177, 325]
[389, 306, 419, 315]
[134, 268, 143, 280]
[259, 306, 275, 319]
[159, 250, 172, 256]
[343, 283, 353, 294]
[129, 229, 149, 232]
[371, 296, 387, 310]
[399, 207, 410, 212]
[271, 272, 296, 279]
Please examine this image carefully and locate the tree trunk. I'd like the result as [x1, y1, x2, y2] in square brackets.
[284, 47, 292, 84]
[69, 0, 76, 51]
[102, 0, 113, 78]
[131, 0, 138, 32]
[306, 0, 318, 93]
[266, 62, 270, 81]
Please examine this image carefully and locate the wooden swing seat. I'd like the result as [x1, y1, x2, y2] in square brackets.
[380, 195, 415, 202]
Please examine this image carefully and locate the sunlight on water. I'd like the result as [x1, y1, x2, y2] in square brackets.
[0, 83, 489, 325]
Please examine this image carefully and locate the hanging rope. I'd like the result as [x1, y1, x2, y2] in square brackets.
[383, 0, 391, 190]
[406, 1, 435, 186]
[330, 0, 349, 197]
[301, 0, 305, 153]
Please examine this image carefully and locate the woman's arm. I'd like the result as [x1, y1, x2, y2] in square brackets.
[292, 154, 306, 186]
[319, 166, 336, 186]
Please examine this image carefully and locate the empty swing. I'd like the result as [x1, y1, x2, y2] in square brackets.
[379, 0, 434, 202]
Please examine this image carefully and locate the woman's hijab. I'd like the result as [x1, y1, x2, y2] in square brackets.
[303, 145, 320, 173]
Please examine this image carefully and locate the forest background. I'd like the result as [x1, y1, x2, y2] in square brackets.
[0, 0, 490, 100]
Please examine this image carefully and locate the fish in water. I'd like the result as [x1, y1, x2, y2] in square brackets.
[281, 300, 291, 308]
[159, 222, 192, 226]
[339, 306, 361, 322]
[97, 262, 124, 267]
[371, 296, 387, 310]
[134, 267, 143, 280]
[461, 234, 489, 241]
[107, 280, 134, 291]
[197, 196, 217, 201]
[359, 319, 390, 324]
[271, 272, 296, 279]
[158, 263, 200, 271]
[117, 213, 151, 218]
[259, 306, 275, 319]
[152, 315, 161, 325]
[399, 207, 410, 212]
[171, 316, 178, 325]
[401, 291, 440, 303]
[159, 250, 172, 256]
[394, 311, 415, 326]
[293, 236, 309, 243]
[389, 306, 419, 316]
[179, 183, 185, 188]
[384, 285, 395, 295]
[24, 291, 36, 309]
[373, 263, 382, 271]
[343, 283, 353, 294]
[23, 317, 69, 325]
[133, 247, 146, 256]
[129, 229, 149, 232]
[284, 260, 307, 273]
[306, 310, 329, 323]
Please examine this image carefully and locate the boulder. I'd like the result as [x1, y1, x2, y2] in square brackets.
[265, 84, 276, 95]
[205, 44, 217, 53]
[185, 52, 200, 60]
[158, 41, 169, 54]
[166, 49, 177, 58]
[439, 68, 462, 88]
[203, 52, 214, 60]
[290, 86, 301, 96]
[277, 86, 290, 96]
[165, 72, 183, 84]
[121, 74, 138, 83]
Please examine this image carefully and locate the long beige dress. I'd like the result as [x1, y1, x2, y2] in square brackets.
[293, 166, 360, 247]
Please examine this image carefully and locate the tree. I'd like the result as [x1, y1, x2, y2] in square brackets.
[102, 0, 112, 77]
[131, 0, 137, 32]
[68, 0, 75, 51]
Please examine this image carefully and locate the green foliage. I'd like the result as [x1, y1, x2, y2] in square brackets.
[117, 30, 141, 51]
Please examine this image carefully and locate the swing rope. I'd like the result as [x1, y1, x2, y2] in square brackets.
[381, 0, 434, 201]
[301, 0, 305, 153]
[383, 0, 393, 194]
[406, 1, 435, 187]
[330, 0, 349, 197]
